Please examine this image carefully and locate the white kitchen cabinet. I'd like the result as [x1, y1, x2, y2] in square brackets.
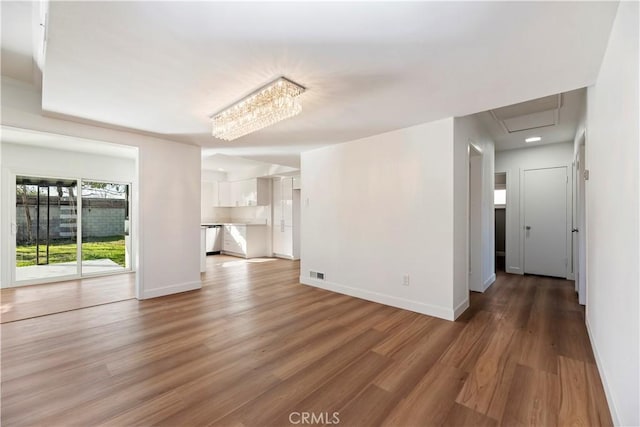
[201, 181, 218, 220]
[222, 225, 269, 258]
[292, 175, 301, 190]
[272, 177, 296, 259]
[217, 181, 231, 207]
[215, 178, 269, 207]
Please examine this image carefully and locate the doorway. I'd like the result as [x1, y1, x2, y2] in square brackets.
[468, 143, 483, 292]
[494, 172, 507, 272]
[523, 166, 568, 277]
[14, 175, 132, 285]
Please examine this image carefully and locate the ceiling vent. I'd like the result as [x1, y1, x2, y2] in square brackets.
[490, 94, 562, 133]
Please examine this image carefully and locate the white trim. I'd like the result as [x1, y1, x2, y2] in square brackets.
[506, 266, 523, 275]
[483, 273, 496, 291]
[585, 317, 619, 426]
[300, 276, 456, 321]
[141, 280, 201, 299]
[273, 253, 295, 260]
[566, 273, 575, 280]
[453, 298, 470, 319]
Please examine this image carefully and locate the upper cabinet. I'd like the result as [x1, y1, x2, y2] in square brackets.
[215, 178, 270, 207]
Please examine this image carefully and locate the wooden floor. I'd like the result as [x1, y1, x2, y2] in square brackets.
[0, 273, 135, 323]
[1, 256, 611, 426]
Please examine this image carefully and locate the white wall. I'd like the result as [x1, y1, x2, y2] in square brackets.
[584, 2, 639, 425]
[453, 115, 496, 303]
[301, 118, 466, 320]
[1, 78, 202, 299]
[495, 142, 574, 277]
[0, 142, 136, 287]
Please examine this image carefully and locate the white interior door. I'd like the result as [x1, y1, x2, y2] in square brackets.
[524, 167, 567, 278]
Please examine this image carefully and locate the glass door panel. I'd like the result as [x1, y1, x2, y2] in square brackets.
[15, 176, 79, 282]
[81, 181, 130, 275]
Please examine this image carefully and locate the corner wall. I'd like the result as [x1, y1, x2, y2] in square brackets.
[1, 78, 202, 299]
[453, 115, 496, 304]
[584, 2, 639, 425]
[300, 118, 459, 320]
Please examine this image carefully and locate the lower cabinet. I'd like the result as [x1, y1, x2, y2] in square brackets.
[222, 225, 269, 258]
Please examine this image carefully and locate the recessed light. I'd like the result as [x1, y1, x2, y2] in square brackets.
[525, 136, 542, 143]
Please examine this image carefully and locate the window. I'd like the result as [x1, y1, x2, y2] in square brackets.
[494, 189, 506, 206]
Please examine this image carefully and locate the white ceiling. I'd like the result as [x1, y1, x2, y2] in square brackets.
[0, 1, 35, 82]
[2, 1, 619, 167]
[476, 88, 586, 152]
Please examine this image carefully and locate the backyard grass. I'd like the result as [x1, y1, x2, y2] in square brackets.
[16, 236, 126, 267]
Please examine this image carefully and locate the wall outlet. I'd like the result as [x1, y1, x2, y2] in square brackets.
[402, 274, 410, 286]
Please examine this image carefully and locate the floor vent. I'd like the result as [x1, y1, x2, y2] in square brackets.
[310, 271, 325, 280]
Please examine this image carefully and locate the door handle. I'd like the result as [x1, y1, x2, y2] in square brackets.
[572, 228, 579, 233]
[525, 226, 531, 230]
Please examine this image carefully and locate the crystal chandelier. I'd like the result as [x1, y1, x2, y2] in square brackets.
[211, 77, 305, 141]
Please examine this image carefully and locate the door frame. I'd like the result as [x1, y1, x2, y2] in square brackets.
[519, 165, 572, 279]
[468, 141, 483, 292]
[9, 171, 134, 287]
[575, 139, 587, 304]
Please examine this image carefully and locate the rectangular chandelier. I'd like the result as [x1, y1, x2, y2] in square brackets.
[211, 77, 305, 141]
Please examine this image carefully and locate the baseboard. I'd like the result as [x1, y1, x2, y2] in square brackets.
[585, 317, 620, 426]
[300, 276, 455, 321]
[453, 298, 470, 319]
[273, 253, 295, 260]
[506, 266, 523, 275]
[567, 273, 575, 280]
[482, 273, 496, 291]
[142, 280, 201, 299]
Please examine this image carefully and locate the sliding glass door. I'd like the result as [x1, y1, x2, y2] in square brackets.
[81, 181, 130, 276]
[15, 176, 79, 282]
[14, 175, 132, 285]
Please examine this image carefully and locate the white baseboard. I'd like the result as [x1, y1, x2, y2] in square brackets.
[567, 273, 575, 280]
[506, 266, 523, 275]
[142, 280, 201, 299]
[300, 276, 456, 321]
[585, 317, 619, 426]
[453, 298, 470, 319]
[483, 273, 496, 291]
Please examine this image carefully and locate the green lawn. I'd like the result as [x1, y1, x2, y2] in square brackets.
[16, 236, 126, 267]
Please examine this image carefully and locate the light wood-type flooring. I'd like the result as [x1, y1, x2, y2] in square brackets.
[0, 255, 611, 426]
[1, 273, 135, 323]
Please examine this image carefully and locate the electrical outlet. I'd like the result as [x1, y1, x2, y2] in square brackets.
[402, 274, 410, 286]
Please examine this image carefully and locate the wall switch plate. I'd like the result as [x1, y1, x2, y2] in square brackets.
[402, 274, 410, 286]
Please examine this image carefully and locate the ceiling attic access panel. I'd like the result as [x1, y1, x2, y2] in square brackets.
[490, 94, 562, 133]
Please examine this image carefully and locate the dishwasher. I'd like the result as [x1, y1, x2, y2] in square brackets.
[204, 225, 222, 255]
